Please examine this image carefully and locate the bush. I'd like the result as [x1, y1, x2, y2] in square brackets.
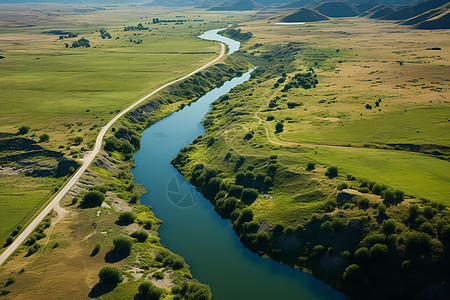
[440, 225, 450, 241]
[354, 247, 369, 263]
[112, 236, 133, 255]
[82, 191, 105, 206]
[241, 188, 258, 204]
[409, 204, 419, 218]
[131, 230, 148, 242]
[275, 122, 284, 133]
[236, 208, 254, 225]
[423, 206, 434, 219]
[394, 189, 405, 202]
[361, 233, 385, 248]
[372, 183, 387, 195]
[98, 266, 123, 284]
[306, 161, 316, 171]
[243, 132, 253, 140]
[378, 204, 387, 216]
[39, 133, 50, 142]
[370, 243, 388, 259]
[163, 254, 185, 270]
[343, 264, 361, 282]
[326, 166, 338, 178]
[419, 222, 434, 235]
[118, 211, 136, 224]
[91, 242, 101, 256]
[5, 277, 15, 286]
[137, 281, 164, 300]
[341, 250, 351, 260]
[228, 185, 244, 198]
[73, 136, 83, 145]
[382, 219, 397, 234]
[382, 189, 395, 203]
[312, 245, 325, 256]
[18, 125, 30, 135]
[405, 231, 431, 253]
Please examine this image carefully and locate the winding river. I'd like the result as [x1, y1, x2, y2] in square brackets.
[132, 29, 344, 300]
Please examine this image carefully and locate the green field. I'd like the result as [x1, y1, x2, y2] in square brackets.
[0, 5, 247, 247]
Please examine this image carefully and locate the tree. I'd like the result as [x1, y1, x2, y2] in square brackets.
[306, 161, 316, 171]
[18, 126, 30, 135]
[405, 231, 431, 253]
[130, 230, 148, 242]
[275, 122, 284, 133]
[382, 189, 395, 203]
[82, 191, 105, 206]
[342, 264, 361, 282]
[326, 166, 338, 178]
[118, 211, 136, 224]
[98, 266, 123, 284]
[137, 281, 164, 300]
[112, 236, 133, 255]
[73, 136, 83, 145]
[377, 204, 387, 216]
[241, 188, 258, 204]
[370, 243, 388, 259]
[382, 219, 397, 234]
[237, 208, 254, 225]
[354, 247, 369, 263]
[39, 133, 50, 142]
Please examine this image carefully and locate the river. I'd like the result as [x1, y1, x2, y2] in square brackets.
[131, 29, 344, 300]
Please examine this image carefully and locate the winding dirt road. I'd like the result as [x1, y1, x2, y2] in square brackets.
[0, 43, 225, 266]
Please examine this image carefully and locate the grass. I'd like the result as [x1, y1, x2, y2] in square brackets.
[0, 5, 248, 247]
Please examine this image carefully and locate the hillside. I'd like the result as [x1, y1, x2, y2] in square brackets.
[275, 0, 315, 9]
[314, 1, 360, 17]
[400, 2, 450, 24]
[354, 0, 381, 13]
[207, 0, 264, 11]
[280, 7, 330, 21]
[380, 0, 450, 20]
[367, 5, 396, 18]
[414, 9, 450, 28]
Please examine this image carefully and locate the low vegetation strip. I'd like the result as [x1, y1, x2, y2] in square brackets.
[0, 43, 226, 266]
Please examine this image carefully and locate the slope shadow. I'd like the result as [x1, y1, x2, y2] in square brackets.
[88, 283, 117, 298]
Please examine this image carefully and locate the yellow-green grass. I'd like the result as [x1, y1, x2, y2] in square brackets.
[0, 5, 251, 248]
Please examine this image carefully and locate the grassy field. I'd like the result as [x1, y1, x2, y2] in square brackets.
[0, 4, 248, 248]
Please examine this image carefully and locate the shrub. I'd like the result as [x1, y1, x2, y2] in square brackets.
[275, 122, 284, 133]
[394, 189, 405, 203]
[236, 208, 254, 225]
[382, 189, 395, 203]
[73, 136, 83, 145]
[337, 183, 348, 190]
[405, 231, 431, 253]
[243, 132, 253, 140]
[118, 211, 136, 224]
[82, 191, 105, 206]
[377, 204, 387, 216]
[361, 233, 385, 247]
[372, 183, 387, 195]
[423, 206, 434, 219]
[228, 185, 244, 198]
[39, 133, 50, 142]
[130, 230, 148, 242]
[91, 242, 101, 256]
[354, 247, 369, 263]
[370, 243, 388, 259]
[137, 281, 164, 300]
[241, 188, 258, 204]
[382, 219, 397, 234]
[440, 225, 450, 241]
[419, 222, 434, 236]
[306, 161, 316, 171]
[342, 264, 361, 282]
[163, 254, 185, 270]
[341, 250, 351, 260]
[112, 236, 133, 255]
[5, 277, 15, 286]
[312, 245, 325, 256]
[98, 266, 123, 284]
[18, 126, 30, 135]
[326, 166, 338, 178]
[409, 204, 419, 218]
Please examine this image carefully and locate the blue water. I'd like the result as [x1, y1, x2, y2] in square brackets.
[131, 30, 344, 300]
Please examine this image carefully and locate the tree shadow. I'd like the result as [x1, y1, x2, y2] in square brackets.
[104, 250, 128, 263]
[114, 220, 133, 226]
[88, 282, 117, 298]
[78, 201, 102, 209]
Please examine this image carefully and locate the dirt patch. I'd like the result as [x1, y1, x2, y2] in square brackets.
[147, 269, 174, 290]
[107, 192, 133, 212]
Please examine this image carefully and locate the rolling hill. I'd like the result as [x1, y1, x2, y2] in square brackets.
[380, 0, 449, 20]
[280, 7, 330, 21]
[313, 1, 360, 17]
[367, 5, 396, 18]
[207, 0, 264, 11]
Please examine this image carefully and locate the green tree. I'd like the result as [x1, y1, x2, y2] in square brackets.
[113, 236, 133, 255]
[370, 243, 388, 259]
[98, 266, 123, 284]
[354, 247, 369, 263]
[118, 211, 136, 224]
[18, 126, 30, 135]
[130, 230, 148, 242]
[241, 188, 258, 204]
[405, 231, 431, 253]
[137, 281, 164, 300]
[39, 133, 50, 142]
[382, 219, 397, 234]
[326, 166, 338, 178]
[82, 191, 105, 206]
[275, 122, 284, 133]
[342, 264, 361, 282]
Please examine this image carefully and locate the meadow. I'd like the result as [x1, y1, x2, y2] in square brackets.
[0, 4, 247, 248]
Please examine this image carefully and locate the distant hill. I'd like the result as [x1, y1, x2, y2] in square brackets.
[400, 1, 450, 24]
[367, 5, 396, 18]
[280, 7, 330, 21]
[354, 0, 381, 13]
[413, 9, 450, 28]
[314, 1, 360, 17]
[380, 0, 449, 20]
[207, 0, 264, 11]
[274, 0, 315, 9]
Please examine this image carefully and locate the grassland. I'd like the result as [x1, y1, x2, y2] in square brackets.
[0, 4, 248, 248]
[171, 16, 450, 298]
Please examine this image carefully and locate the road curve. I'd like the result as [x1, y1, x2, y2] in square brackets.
[0, 42, 226, 266]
